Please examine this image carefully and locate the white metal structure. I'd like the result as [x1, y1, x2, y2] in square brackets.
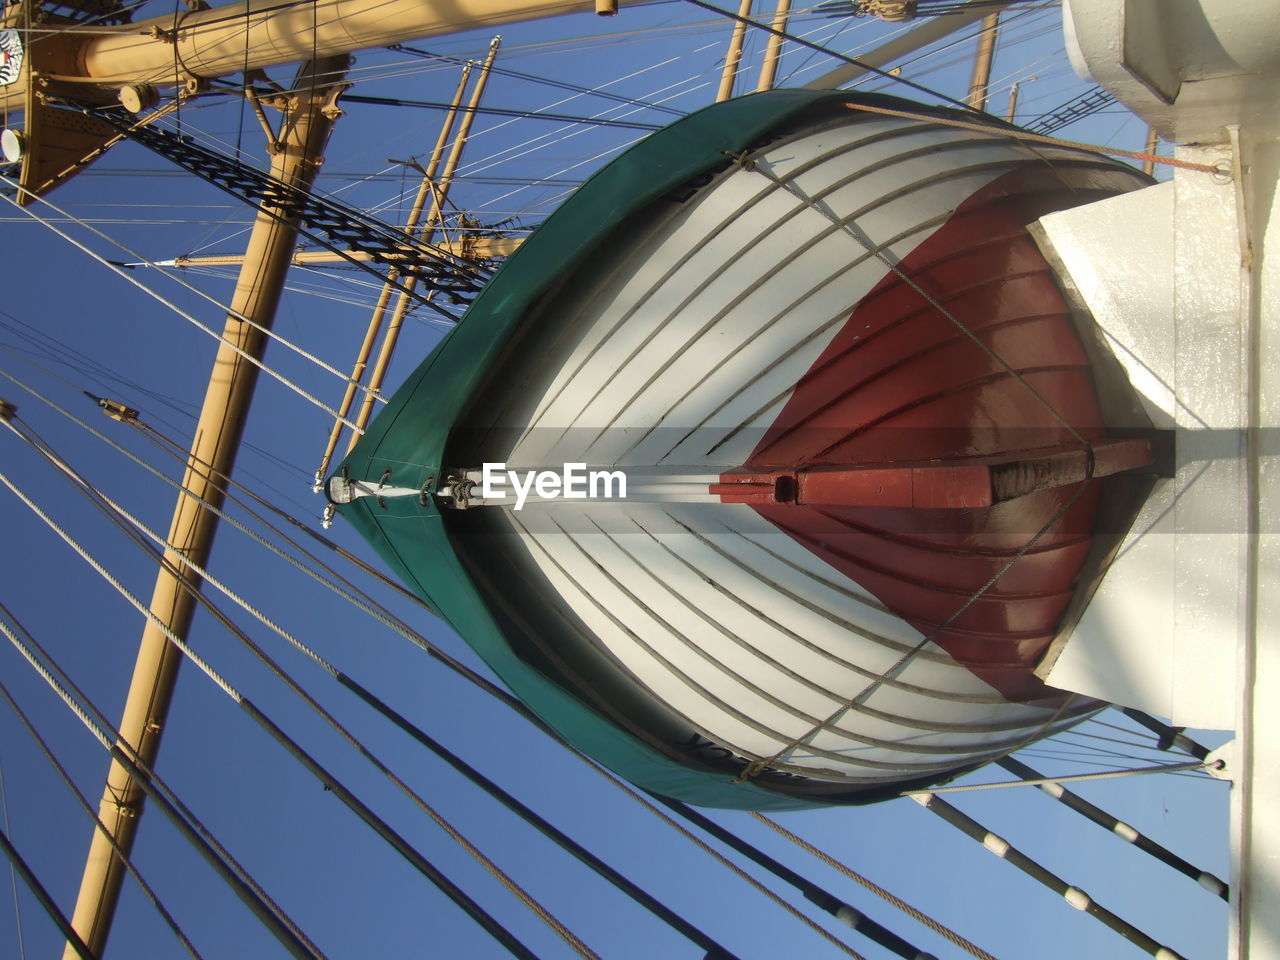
[1033, 3, 1280, 957]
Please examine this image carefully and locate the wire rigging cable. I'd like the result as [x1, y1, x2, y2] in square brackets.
[424, 56, 702, 213]
[900, 759, 1220, 794]
[388, 19, 857, 221]
[74, 109, 484, 321]
[1016, 749, 1216, 780]
[995, 755, 1229, 900]
[131, 414, 438, 611]
[0, 641, 206, 960]
[341, 94, 663, 130]
[0, 744, 27, 960]
[840, 100, 1212, 172]
[0, 823, 95, 960]
[0, 335, 317, 509]
[15, 368, 1208, 960]
[391, 43, 689, 117]
[3, 413, 603, 960]
[855, 4, 1059, 97]
[1119, 708, 1212, 761]
[0, 616, 324, 960]
[909, 791, 1190, 959]
[0, 441, 554, 960]
[749, 811, 1001, 960]
[0, 13, 1223, 960]
[1041, 731, 1213, 772]
[0, 368, 515, 722]
[651, 795, 986, 960]
[18, 416, 807, 959]
[1, 399, 565, 957]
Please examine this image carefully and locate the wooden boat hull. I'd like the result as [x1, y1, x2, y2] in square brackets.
[335, 89, 1154, 809]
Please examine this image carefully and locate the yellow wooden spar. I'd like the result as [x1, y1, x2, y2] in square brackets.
[62, 58, 349, 960]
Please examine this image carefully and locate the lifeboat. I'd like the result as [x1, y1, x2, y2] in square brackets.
[332, 88, 1157, 810]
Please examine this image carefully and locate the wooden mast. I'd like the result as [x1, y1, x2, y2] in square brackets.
[966, 12, 1000, 111]
[62, 57, 350, 960]
[343, 37, 501, 452]
[313, 58, 475, 488]
[716, 0, 753, 102]
[754, 0, 792, 92]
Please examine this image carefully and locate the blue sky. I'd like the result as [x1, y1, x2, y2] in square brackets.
[0, 3, 1232, 958]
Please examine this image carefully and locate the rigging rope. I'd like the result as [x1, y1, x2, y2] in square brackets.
[3, 406, 765, 959]
[1017, 750, 1214, 780]
[1042, 731, 1212, 770]
[901, 759, 1220, 794]
[1058, 725, 1178, 753]
[854, 3, 1058, 98]
[1, 171, 411, 402]
[108, 108, 488, 304]
[342, 93, 663, 130]
[7, 84, 1198, 960]
[585, 767, 869, 959]
[333, 678, 752, 960]
[132, 417, 435, 610]
[0, 334, 322, 499]
[392, 43, 688, 117]
[1, 383, 957, 960]
[1120, 708, 1212, 761]
[16, 0, 150, 39]
[437, 57, 699, 211]
[10, 376, 1192, 960]
[23, 388, 849, 960]
[116, 418, 826, 960]
[390, 14, 856, 218]
[651, 795, 963, 960]
[0, 368, 515, 716]
[2, 16, 1208, 960]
